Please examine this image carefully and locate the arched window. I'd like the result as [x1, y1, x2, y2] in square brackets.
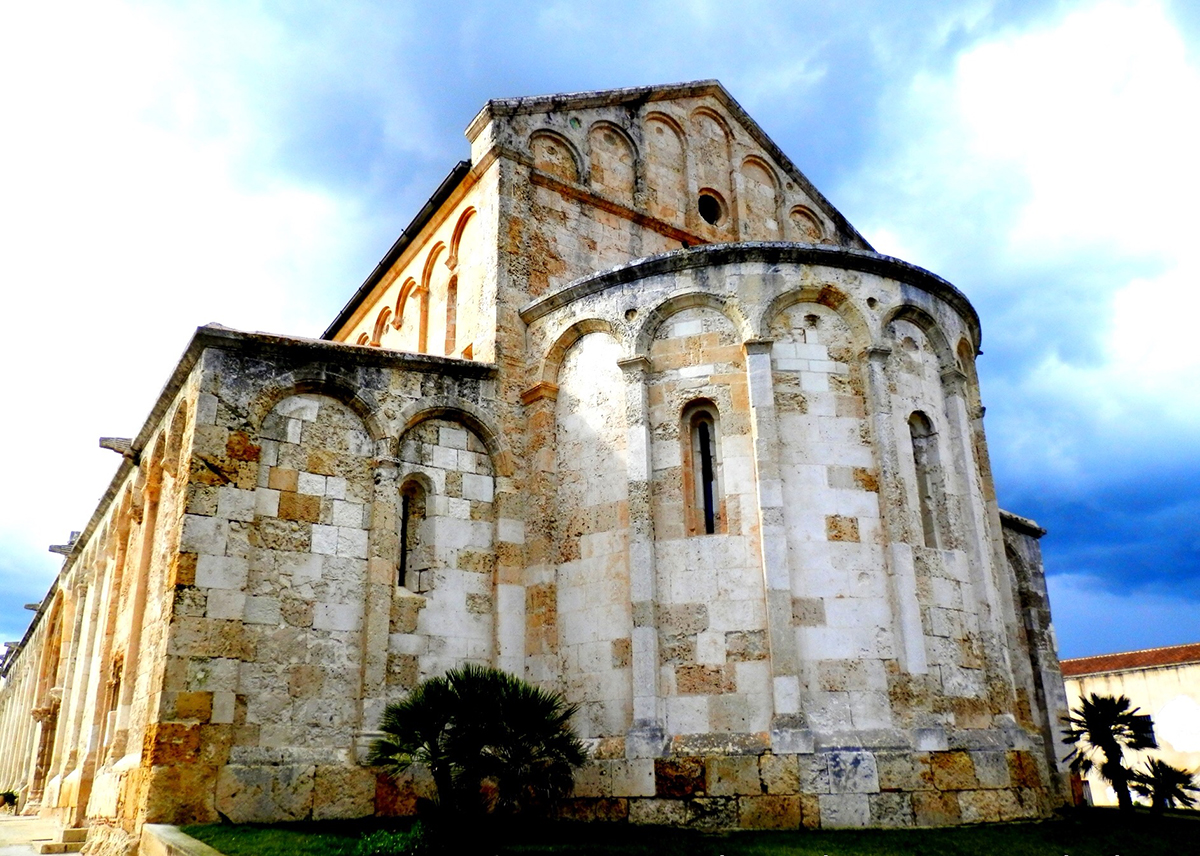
[908, 411, 942, 548]
[399, 478, 429, 592]
[683, 401, 723, 535]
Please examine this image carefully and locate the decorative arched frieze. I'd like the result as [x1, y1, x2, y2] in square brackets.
[634, 291, 752, 357]
[759, 284, 872, 352]
[247, 370, 386, 441]
[447, 207, 477, 271]
[879, 304, 957, 375]
[537, 318, 623, 387]
[529, 129, 583, 184]
[394, 397, 514, 478]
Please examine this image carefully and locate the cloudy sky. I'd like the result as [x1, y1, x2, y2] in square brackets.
[1, 0, 1197, 660]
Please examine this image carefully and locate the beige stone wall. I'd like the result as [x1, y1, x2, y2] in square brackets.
[1065, 663, 1200, 806]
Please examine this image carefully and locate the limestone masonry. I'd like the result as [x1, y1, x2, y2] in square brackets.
[0, 81, 1072, 850]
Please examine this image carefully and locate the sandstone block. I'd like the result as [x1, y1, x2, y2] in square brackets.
[675, 664, 734, 695]
[706, 755, 760, 796]
[610, 759, 655, 797]
[799, 793, 821, 829]
[313, 766, 375, 820]
[912, 790, 961, 826]
[654, 757, 704, 798]
[930, 751, 976, 791]
[629, 798, 688, 825]
[759, 753, 799, 795]
[957, 788, 1000, 823]
[868, 792, 914, 827]
[215, 764, 315, 823]
[970, 750, 1010, 789]
[686, 797, 736, 830]
[738, 795, 800, 829]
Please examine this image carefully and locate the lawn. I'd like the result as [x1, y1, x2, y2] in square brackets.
[184, 808, 1196, 856]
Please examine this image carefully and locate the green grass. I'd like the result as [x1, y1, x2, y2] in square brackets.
[185, 808, 1197, 856]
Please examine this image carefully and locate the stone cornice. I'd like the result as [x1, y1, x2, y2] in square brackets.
[518, 242, 982, 349]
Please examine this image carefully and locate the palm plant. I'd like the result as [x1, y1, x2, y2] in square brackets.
[1061, 693, 1158, 811]
[1131, 758, 1200, 812]
[368, 663, 586, 819]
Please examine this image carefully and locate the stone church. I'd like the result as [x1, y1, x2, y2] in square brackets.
[0, 81, 1072, 850]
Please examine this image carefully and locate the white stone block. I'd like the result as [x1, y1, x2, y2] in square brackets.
[439, 425, 469, 449]
[432, 445, 458, 470]
[244, 596, 282, 625]
[181, 514, 228, 556]
[462, 473, 494, 503]
[286, 418, 303, 444]
[447, 497, 471, 520]
[313, 602, 361, 632]
[774, 675, 801, 714]
[331, 500, 365, 528]
[801, 371, 829, 392]
[678, 363, 714, 379]
[275, 396, 320, 421]
[389, 633, 426, 655]
[337, 527, 368, 559]
[279, 552, 323, 583]
[297, 471, 327, 496]
[216, 486, 256, 522]
[696, 630, 726, 664]
[497, 518, 524, 544]
[196, 555, 249, 590]
[255, 488, 280, 517]
[457, 449, 478, 473]
[207, 588, 246, 620]
[211, 691, 236, 724]
[325, 476, 347, 500]
[672, 319, 703, 336]
[665, 695, 709, 734]
[312, 524, 339, 556]
[196, 392, 219, 425]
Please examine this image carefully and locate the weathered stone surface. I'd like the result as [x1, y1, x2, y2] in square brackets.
[759, 753, 799, 795]
[912, 791, 961, 827]
[313, 765, 375, 819]
[739, 795, 801, 829]
[215, 764, 315, 823]
[654, 757, 705, 798]
[706, 755, 761, 796]
[930, 751, 977, 791]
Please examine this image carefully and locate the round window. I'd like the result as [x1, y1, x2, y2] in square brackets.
[698, 192, 722, 225]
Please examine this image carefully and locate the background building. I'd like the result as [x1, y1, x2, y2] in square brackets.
[0, 82, 1071, 851]
[1061, 642, 1200, 807]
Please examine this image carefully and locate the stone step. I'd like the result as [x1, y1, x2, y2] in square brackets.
[38, 844, 83, 855]
[61, 829, 88, 843]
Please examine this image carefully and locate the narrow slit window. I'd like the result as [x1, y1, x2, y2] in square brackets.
[399, 479, 428, 591]
[684, 403, 723, 535]
[908, 411, 941, 548]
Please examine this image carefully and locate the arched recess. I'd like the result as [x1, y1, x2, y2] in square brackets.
[553, 330, 632, 738]
[394, 277, 425, 353]
[740, 155, 782, 239]
[163, 401, 190, 479]
[395, 398, 514, 478]
[689, 107, 735, 237]
[644, 112, 687, 225]
[530, 130, 582, 184]
[787, 206, 825, 243]
[371, 307, 393, 347]
[247, 372, 385, 442]
[447, 207, 477, 270]
[588, 121, 638, 204]
[29, 593, 65, 801]
[634, 291, 752, 358]
[879, 304, 957, 375]
[395, 416, 498, 680]
[422, 244, 450, 356]
[538, 318, 623, 387]
[760, 284, 872, 352]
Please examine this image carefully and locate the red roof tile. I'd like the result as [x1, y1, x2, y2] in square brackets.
[1061, 642, 1200, 677]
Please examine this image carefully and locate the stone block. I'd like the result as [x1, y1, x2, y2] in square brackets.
[1007, 750, 1042, 789]
[739, 795, 800, 829]
[759, 753, 799, 794]
[827, 751, 879, 794]
[572, 761, 611, 798]
[675, 664, 734, 695]
[957, 789, 1000, 823]
[654, 757, 704, 798]
[799, 793, 821, 829]
[818, 793, 870, 827]
[313, 766, 375, 820]
[629, 798, 688, 826]
[174, 692, 213, 722]
[826, 515, 859, 542]
[930, 751, 976, 791]
[725, 629, 768, 661]
[215, 764, 316, 823]
[970, 751, 1010, 789]
[868, 792, 914, 827]
[687, 797, 737, 830]
[912, 790, 961, 827]
[558, 798, 629, 822]
[791, 597, 825, 626]
[660, 603, 709, 635]
[798, 753, 830, 793]
[610, 759, 655, 797]
[706, 755, 761, 796]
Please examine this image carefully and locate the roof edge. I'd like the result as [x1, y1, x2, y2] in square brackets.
[321, 160, 471, 341]
[1000, 509, 1047, 539]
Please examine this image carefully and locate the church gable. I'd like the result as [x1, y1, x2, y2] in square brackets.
[469, 80, 871, 251]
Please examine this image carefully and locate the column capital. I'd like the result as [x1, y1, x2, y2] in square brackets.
[519, 381, 558, 405]
[743, 337, 775, 356]
[940, 367, 968, 395]
[866, 345, 893, 364]
[617, 355, 652, 376]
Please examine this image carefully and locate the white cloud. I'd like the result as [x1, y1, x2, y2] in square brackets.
[847, 0, 1200, 441]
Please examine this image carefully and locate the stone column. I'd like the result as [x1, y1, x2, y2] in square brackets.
[359, 452, 401, 745]
[742, 340, 808, 750]
[617, 356, 665, 757]
[864, 346, 928, 676]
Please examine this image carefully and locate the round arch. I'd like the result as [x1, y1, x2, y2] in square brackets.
[395, 397, 514, 478]
[538, 318, 623, 387]
[247, 370, 385, 441]
[879, 304, 957, 373]
[759, 283, 872, 350]
[633, 290, 752, 358]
